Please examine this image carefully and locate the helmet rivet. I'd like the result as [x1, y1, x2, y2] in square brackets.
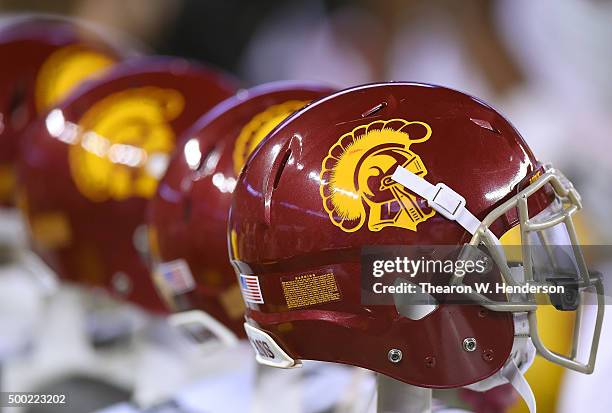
[388, 349, 403, 363]
[463, 337, 477, 352]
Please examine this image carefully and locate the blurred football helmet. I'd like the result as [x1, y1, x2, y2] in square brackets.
[0, 15, 134, 207]
[228, 83, 604, 410]
[17, 56, 237, 312]
[147, 81, 334, 339]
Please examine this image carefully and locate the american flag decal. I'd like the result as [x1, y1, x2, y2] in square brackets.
[155, 259, 195, 295]
[239, 274, 264, 304]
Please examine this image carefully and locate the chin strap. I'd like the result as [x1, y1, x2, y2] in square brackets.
[501, 359, 536, 413]
[465, 314, 536, 413]
[507, 313, 536, 413]
[501, 314, 536, 413]
[391, 166, 482, 235]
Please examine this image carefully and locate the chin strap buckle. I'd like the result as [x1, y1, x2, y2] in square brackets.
[430, 182, 466, 220]
[391, 166, 482, 235]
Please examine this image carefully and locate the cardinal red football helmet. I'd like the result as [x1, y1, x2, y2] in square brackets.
[0, 15, 133, 207]
[228, 83, 603, 393]
[147, 81, 334, 337]
[17, 56, 237, 312]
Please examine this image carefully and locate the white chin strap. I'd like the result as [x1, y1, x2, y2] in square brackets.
[391, 166, 482, 235]
[466, 314, 537, 413]
[391, 166, 536, 413]
[501, 358, 536, 413]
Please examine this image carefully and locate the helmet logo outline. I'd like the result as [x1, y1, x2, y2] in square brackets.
[320, 118, 435, 232]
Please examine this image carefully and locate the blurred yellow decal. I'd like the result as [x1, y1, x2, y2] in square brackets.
[35, 45, 116, 112]
[69, 87, 185, 202]
[233, 100, 308, 175]
[29, 212, 72, 249]
[0, 165, 15, 203]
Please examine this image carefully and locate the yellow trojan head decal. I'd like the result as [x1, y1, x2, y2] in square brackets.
[320, 119, 435, 233]
[35, 45, 116, 112]
[69, 87, 185, 202]
[233, 100, 308, 175]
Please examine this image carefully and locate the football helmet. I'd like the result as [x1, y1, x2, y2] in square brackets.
[17, 56, 237, 312]
[228, 83, 603, 403]
[0, 15, 133, 207]
[147, 81, 334, 338]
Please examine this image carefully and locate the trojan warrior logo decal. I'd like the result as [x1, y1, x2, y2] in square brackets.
[69, 87, 184, 202]
[35, 45, 116, 112]
[233, 100, 308, 175]
[320, 119, 435, 232]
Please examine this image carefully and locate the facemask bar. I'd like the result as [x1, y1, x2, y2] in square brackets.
[452, 167, 604, 374]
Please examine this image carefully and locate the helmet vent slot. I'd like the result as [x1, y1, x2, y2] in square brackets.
[263, 143, 293, 224]
[469, 118, 500, 134]
[361, 102, 387, 118]
[9, 78, 28, 129]
[273, 149, 292, 190]
[194, 142, 222, 178]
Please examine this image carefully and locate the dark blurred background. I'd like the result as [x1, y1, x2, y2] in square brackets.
[1, 0, 524, 95]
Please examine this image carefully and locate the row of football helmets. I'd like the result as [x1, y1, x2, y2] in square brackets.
[0, 14, 604, 413]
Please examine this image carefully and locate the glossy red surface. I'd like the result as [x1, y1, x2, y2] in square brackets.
[17, 56, 238, 313]
[148, 81, 334, 336]
[0, 16, 131, 206]
[229, 83, 549, 387]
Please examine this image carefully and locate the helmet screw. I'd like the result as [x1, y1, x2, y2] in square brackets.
[424, 356, 436, 368]
[463, 337, 477, 352]
[388, 349, 403, 363]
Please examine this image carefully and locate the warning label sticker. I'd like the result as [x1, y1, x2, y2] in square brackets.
[281, 272, 341, 309]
